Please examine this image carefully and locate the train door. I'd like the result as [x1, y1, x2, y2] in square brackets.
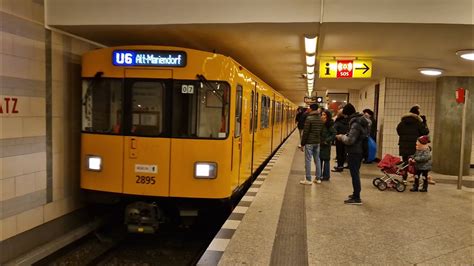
[250, 82, 258, 174]
[233, 85, 243, 185]
[122, 69, 172, 197]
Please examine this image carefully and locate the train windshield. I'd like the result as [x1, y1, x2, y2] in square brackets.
[81, 78, 230, 139]
[82, 79, 123, 134]
[172, 80, 230, 139]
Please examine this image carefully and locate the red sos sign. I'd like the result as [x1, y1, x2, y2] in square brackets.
[337, 60, 353, 78]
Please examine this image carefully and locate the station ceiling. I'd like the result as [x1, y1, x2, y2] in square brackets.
[54, 22, 473, 105]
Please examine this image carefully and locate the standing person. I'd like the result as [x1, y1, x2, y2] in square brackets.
[362, 109, 377, 140]
[332, 107, 349, 172]
[295, 107, 307, 148]
[335, 103, 368, 205]
[299, 103, 323, 185]
[319, 110, 336, 181]
[361, 108, 376, 163]
[409, 135, 432, 192]
[397, 105, 429, 183]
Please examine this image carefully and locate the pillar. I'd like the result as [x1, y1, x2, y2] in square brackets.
[432, 77, 473, 175]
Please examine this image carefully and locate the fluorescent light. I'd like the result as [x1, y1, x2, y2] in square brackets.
[306, 55, 315, 66]
[456, 50, 474, 60]
[307, 73, 315, 80]
[307, 65, 314, 74]
[418, 68, 443, 76]
[304, 36, 318, 55]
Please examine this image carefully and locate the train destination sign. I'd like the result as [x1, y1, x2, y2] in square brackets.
[319, 59, 372, 78]
[112, 50, 187, 67]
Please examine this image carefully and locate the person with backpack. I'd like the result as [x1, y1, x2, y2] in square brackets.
[335, 103, 369, 205]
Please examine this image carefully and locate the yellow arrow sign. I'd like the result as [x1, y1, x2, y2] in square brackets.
[319, 59, 372, 78]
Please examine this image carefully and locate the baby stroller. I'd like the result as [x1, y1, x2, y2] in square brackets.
[372, 154, 409, 192]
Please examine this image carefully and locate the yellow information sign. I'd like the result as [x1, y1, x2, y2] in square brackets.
[319, 59, 372, 78]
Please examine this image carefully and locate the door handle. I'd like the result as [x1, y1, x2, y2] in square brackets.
[131, 138, 137, 149]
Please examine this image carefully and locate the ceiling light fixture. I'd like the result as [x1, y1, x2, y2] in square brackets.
[306, 55, 315, 66]
[304, 36, 318, 55]
[418, 67, 443, 76]
[307, 65, 314, 74]
[456, 50, 474, 61]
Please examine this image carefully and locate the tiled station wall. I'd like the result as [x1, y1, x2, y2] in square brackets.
[356, 78, 438, 160]
[0, 0, 97, 254]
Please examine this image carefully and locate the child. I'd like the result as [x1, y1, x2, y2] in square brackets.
[409, 135, 432, 192]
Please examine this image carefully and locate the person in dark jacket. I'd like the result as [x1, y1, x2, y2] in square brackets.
[295, 107, 308, 148]
[299, 103, 324, 185]
[320, 110, 336, 181]
[396, 105, 429, 182]
[332, 108, 350, 172]
[336, 103, 368, 205]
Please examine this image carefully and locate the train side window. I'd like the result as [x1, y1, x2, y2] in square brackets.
[235, 85, 242, 138]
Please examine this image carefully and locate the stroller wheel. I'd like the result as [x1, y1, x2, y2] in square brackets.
[395, 181, 406, 192]
[372, 178, 382, 187]
[377, 181, 387, 191]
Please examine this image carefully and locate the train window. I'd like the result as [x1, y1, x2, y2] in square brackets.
[260, 95, 270, 129]
[82, 79, 122, 134]
[235, 85, 242, 138]
[129, 81, 166, 136]
[172, 80, 229, 139]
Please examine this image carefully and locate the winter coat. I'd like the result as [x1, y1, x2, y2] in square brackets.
[301, 111, 323, 146]
[296, 112, 307, 129]
[334, 115, 349, 134]
[396, 113, 429, 157]
[320, 120, 336, 160]
[413, 146, 432, 171]
[340, 113, 369, 154]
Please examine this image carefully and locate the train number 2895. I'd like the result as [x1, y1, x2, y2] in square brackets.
[136, 175, 156, 185]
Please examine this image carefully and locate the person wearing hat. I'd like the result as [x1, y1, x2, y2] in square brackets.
[335, 103, 369, 205]
[409, 135, 432, 192]
[396, 105, 430, 183]
[299, 103, 324, 185]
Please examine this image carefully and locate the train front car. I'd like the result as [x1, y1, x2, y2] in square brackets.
[81, 46, 237, 232]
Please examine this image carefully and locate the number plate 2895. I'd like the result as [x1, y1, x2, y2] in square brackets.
[135, 175, 156, 185]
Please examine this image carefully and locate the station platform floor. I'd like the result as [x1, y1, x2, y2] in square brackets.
[198, 132, 474, 265]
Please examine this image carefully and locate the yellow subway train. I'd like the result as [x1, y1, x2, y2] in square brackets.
[80, 45, 297, 232]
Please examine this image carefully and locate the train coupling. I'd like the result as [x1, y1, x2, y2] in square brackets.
[124, 202, 162, 234]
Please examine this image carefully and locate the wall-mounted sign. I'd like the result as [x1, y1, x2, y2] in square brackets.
[112, 50, 187, 67]
[0, 97, 19, 114]
[319, 59, 372, 78]
[304, 96, 323, 104]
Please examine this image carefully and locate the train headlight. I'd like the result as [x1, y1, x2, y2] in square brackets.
[194, 162, 217, 179]
[86, 155, 102, 171]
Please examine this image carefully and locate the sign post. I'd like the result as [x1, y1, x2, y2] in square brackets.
[458, 88, 469, 190]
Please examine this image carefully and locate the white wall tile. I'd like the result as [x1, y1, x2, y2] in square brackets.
[0, 215, 17, 241]
[1, 177, 15, 201]
[16, 206, 44, 234]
